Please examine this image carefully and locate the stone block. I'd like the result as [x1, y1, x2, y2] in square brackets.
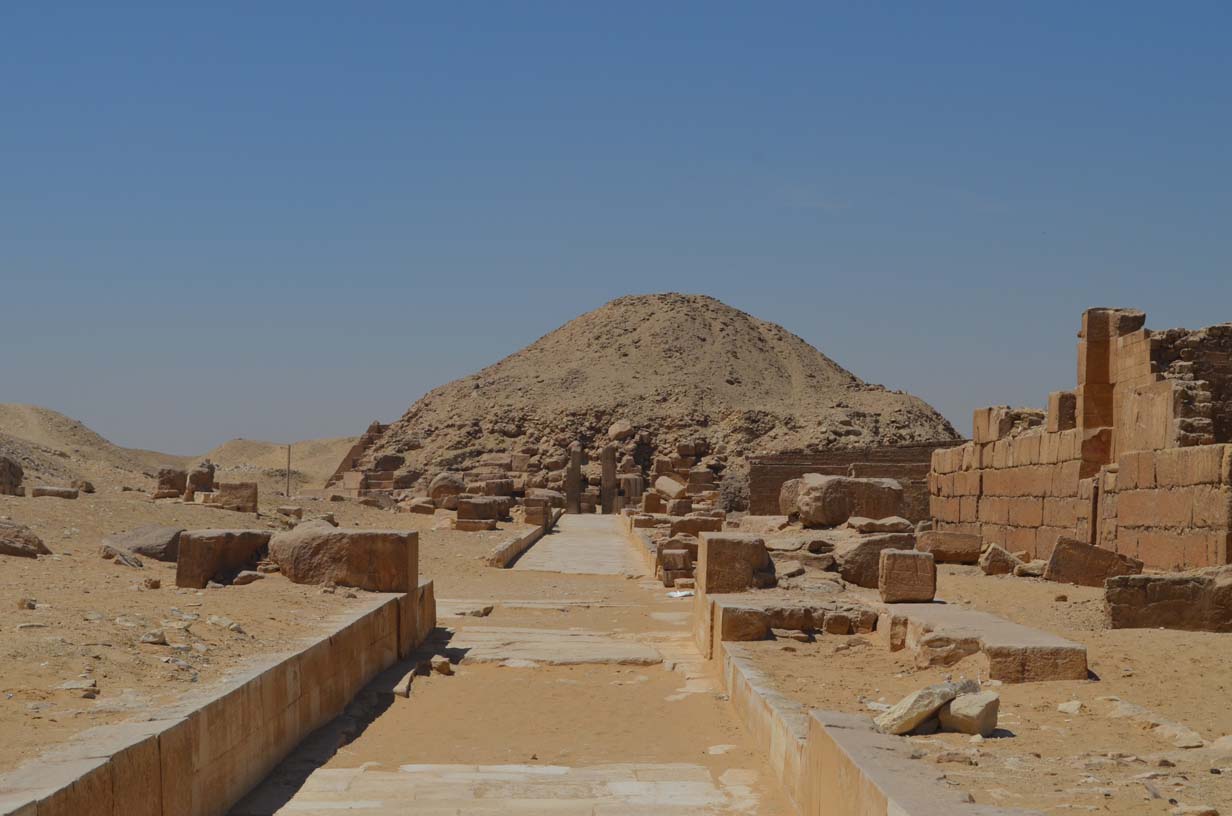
[30, 485, 79, 500]
[938, 691, 999, 737]
[670, 514, 722, 537]
[452, 518, 498, 532]
[979, 544, 1022, 576]
[660, 548, 690, 571]
[207, 482, 259, 513]
[270, 527, 417, 592]
[655, 475, 687, 500]
[457, 496, 507, 520]
[1044, 536, 1143, 587]
[665, 497, 693, 515]
[795, 475, 903, 527]
[102, 525, 183, 563]
[175, 529, 271, 588]
[697, 532, 773, 594]
[878, 550, 936, 603]
[915, 530, 981, 564]
[1106, 566, 1232, 632]
[833, 533, 915, 588]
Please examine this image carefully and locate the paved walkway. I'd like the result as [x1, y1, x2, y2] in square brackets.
[237, 513, 791, 816]
[512, 514, 645, 575]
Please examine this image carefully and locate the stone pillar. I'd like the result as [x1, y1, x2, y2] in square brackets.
[566, 443, 582, 514]
[600, 444, 617, 514]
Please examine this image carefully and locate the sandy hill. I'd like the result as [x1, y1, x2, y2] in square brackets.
[0, 404, 355, 494]
[366, 293, 959, 502]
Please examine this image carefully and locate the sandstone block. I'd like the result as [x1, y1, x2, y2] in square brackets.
[833, 533, 916, 588]
[1044, 536, 1143, 587]
[608, 420, 634, 441]
[428, 472, 466, 501]
[457, 496, 506, 521]
[666, 497, 693, 516]
[103, 525, 183, 563]
[1105, 566, 1232, 632]
[0, 455, 23, 495]
[718, 605, 772, 641]
[404, 497, 436, 514]
[482, 478, 514, 497]
[453, 518, 498, 531]
[878, 550, 936, 603]
[660, 548, 690, 571]
[642, 492, 666, 513]
[175, 529, 271, 588]
[979, 544, 1022, 576]
[847, 516, 913, 533]
[270, 527, 417, 592]
[795, 475, 903, 527]
[0, 520, 50, 559]
[1014, 559, 1047, 578]
[938, 691, 1000, 737]
[874, 679, 980, 735]
[670, 514, 722, 537]
[154, 468, 187, 498]
[697, 532, 774, 594]
[206, 482, 258, 513]
[31, 485, 78, 499]
[916, 530, 982, 564]
[655, 475, 687, 500]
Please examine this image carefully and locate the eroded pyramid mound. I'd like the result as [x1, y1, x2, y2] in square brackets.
[361, 294, 958, 508]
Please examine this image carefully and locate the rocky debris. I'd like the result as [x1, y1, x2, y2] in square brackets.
[31, 485, 79, 499]
[143, 577, 161, 589]
[16, 597, 36, 610]
[103, 525, 184, 562]
[175, 529, 272, 589]
[878, 549, 936, 603]
[833, 533, 915, 588]
[100, 543, 143, 569]
[792, 475, 904, 527]
[233, 570, 265, 585]
[139, 629, 168, 645]
[270, 526, 416, 592]
[874, 678, 980, 735]
[1105, 566, 1232, 632]
[1044, 536, 1143, 587]
[737, 515, 791, 534]
[0, 520, 51, 559]
[71, 479, 95, 494]
[979, 544, 1023, 576]
[0, 455, 23, 496]
[938, 691, 1000, 737]
[777, 559, 805, 579]
[430, 655, 453, 675]
[655, 475, 687, 500]
[916, 530, 982, 564]
[844, 516, 910, 534]
[276, 505, 303, 520]
[207, 614, 245, 633]
[1014, 559, 1047, 578]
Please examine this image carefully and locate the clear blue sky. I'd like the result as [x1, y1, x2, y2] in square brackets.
[3, 2, 1229, 454]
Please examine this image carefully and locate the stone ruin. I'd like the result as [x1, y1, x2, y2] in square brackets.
[929, 307, 1232, 630]
[151, 460, 258, 513]
[0, 455, 23, 496]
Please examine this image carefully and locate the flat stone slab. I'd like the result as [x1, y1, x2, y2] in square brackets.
[451, 626, 663, 666]
[874, 601, 1088, 683]
[513, 514, 645, 576]
[243, 762, 762, 815]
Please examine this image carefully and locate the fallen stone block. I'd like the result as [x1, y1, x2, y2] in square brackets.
[270, 527, 417, 592]
[101, 525, 183, 563]
[453, 518, 498, 532]
[1044, 536, 1143, 587]
[1105, 566, 1232, 632]
[660, 548, 690, 571]
[666, 497, 693, 516]
[916, 530, 982, 564]
[847, 516, 913, 534]
[31, 485, 78, 500]
[697, 532, 775, 593]
[874, 678, 980, 735]
[1014, 559, 1047, 578]
[670, 514, 722, 537]
[795, 475, 903, 527]
[205, 482, 259, 513]
[655, 475, 687, 500]
[175, 529, 271, 588]
[833, 533, 916, 588]
[276, 505, 303, 520]
[0, 520, 50, 559]
[878, 550, 936, 603]
[979, 544, 1022, 576]
[100, 544, 143, 569]
[938, 691, 999, 737]
[457, 496, 507, 521]
[154, 467, 187, 499]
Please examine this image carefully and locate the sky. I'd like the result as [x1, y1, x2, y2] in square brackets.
[2, 2, 1229, 454]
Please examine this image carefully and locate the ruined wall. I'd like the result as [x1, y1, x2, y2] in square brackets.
[748, 441, 957, 520]
[930, 308, 1232, 569]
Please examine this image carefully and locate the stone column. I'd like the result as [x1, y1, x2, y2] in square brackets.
[566, 443, 582, 514]
[600, 444, 617, 514]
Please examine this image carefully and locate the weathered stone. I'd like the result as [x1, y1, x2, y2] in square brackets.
[403, 496, 436, 514]
[276, 505, 304, 520]
[482, 478, 514, 497]
[100, 544, 143, 568]
[185, 459, 216, 499]
[0, 520, 50, 559]
[175, 529, 272, 588]
[979, 544, 1022, 576]
[878, 549, 936, 603]
[655, 475, 687, 500]
[847, 516, 913, 534]
[154, 468, 187, 499]
[566, 444, 583, 514]
[938, 691, 1000, 737]
[71, 479, 95, 494]
[795, 475, 903, 527]
[31, 485, 78, 500]
[719, 606, 772, 641]
[428, 471, 466, 501]
[453, 518, 498, 531]
[457, 495, 507, 521]
[697, 532, 774, 593]
[666, 497, 693, 516]
[833, 533, 916, 588]
[232, 570, 264, 585]
[1014, 559, 1047, 578]
[1105, 566, 1232, 632]
[608, 420, 634, 441]
[916, 530, 982, 564]
[103, 525, 184, 562]
[1044, 536, 1143, 587]
[779, 478, 803, 517]
[206, 482, 258, 513]
[0, 455, 23, 496]
[874, 679, 980, 735]
[670, 514, 722, 537]
[270, 527, 417, 592]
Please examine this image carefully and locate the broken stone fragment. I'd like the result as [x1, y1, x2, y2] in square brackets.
[846, 516, 913, 534]
[0, 520, 51, 559]
[233, 570, 265, 585]
[1044, 536, 1143, 587]
[1014, 559, 1047, 578]
[100, 543, 143, 569]
[874, 679, 980, 735]
[938, 691, 1000, 737]
[430, 656, 453, 675]
[979, 544, 1022, 576]
[104, 525, 183, 562]
[139, 629, 168, 645]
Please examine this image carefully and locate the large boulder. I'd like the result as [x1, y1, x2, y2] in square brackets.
[0, 521, 50, 559]
[103, 525, 184, 562]
[1105, 566, 1232, 632]
[175, 529, 271, 588]
[1044, 536, 1142, 587]
[795, 475, 903, 528]
[428, 472, 466, 502]
[0, 456, 23, 496]
[270, 527, 417, 592]
[833, 533, 916, 588]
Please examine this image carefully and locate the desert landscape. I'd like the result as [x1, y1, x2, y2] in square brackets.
[1, 295, 1229, 816]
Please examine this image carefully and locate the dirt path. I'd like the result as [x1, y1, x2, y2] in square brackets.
[237, 515, 793, 815]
